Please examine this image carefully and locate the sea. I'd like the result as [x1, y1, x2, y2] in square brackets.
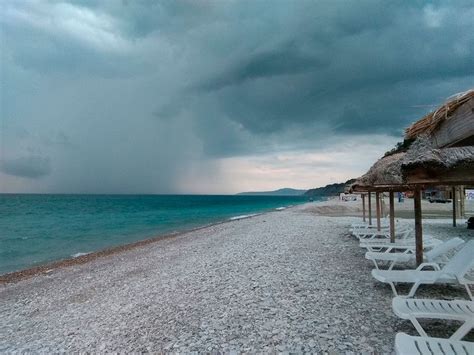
[0, 194, 309, 275]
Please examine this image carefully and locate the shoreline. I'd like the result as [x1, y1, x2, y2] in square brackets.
[0, 204, 302, 284]
[1, 202, 472, 352]
[3, 196, 470, 285]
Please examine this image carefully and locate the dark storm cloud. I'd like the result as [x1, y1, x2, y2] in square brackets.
[197, 40, 328, 91]
[0, 156, 52, 179]
[189, 1, 474, 136]
[1, 0, 473, 193]
[171, 1, 474, 139]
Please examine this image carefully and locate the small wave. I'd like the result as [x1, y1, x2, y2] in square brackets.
[229, 214, 258, 221]
[275, 207, 286, 211]
[71, 252, 90, 258]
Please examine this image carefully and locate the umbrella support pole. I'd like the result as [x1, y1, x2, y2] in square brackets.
[452, 186, 457, 227]
[368, 192, 372, 226]
[389, 191, 395, 243]
[376, 192, 381, 231]
[362, 194, 366, 223]
[414, 189, 423, 266]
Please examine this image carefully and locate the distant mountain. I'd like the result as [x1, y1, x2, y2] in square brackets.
[237, 188, 307, 196]
[304, 179, 356, 197]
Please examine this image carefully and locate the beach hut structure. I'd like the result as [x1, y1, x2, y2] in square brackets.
[350, 89, 474, 265]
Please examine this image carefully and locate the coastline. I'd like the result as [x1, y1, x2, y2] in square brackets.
[1, 199, 472, 352]
[0, 204, 302, 284]
[2, 196, 470, 285]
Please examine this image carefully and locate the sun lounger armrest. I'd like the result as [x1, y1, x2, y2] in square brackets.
[416, 262, 441, 271]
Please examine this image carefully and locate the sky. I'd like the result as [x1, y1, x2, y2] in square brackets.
[1, 0, 473, 194]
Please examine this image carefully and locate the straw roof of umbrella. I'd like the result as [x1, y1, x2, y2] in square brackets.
[405, 89, 474, 141]
[349, 152, 407, 192]
[402, 136, 474, 185]
[350, 136, 474, 192]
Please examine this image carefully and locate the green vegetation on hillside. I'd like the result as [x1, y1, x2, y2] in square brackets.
[304, 179, 356, 197]
[383, 139, 414, 157]
[237, 188, 307, 196]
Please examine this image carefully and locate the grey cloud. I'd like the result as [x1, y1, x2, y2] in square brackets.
[0, 2, 142, 77]
[2, 0, 474, 193]
[0, 156, 52, 179]
[178, 1, 473, 140]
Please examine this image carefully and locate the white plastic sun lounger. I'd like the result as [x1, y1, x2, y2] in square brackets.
[371, 240, 474, 299]
[352, 228, 388, 239]
[360, 236, 441, 253]
[353, 227, 412, 241]
[351, 224, 392, 237]
[366, 238, 465, 270]
[350, 221, 389, 230]
[392, 297, 474, 340]
[351, 219, 389, 227]
[395, 332, 474, 355]
[358, 228, 413, 242]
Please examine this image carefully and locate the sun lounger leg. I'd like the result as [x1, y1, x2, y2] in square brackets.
[388, 261, 397, 270]
[450, 321, 473, 341]
[389, 282, 400, 297]
[409, 317, 428, 338]
[464, 284, 473, 301]
[406, 282, 421, 298]
[371, 259, 380, 270]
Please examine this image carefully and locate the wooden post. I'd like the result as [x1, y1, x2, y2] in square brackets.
[376, 192, 381, 231]
[452, 186, 457, 227]
[389, 191, 395, 243]
[414, 189, 423, 266]
[381, 193, 385, 217]
[460, 186, 465, 219]
[368, 192, 372, 225]
[362, 194, 366, 223]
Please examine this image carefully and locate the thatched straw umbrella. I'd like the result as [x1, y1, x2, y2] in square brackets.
[354, 152, 406, 187]
[402, 136, 474, 185]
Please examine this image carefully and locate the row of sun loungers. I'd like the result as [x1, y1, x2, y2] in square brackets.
[349, 221, 474, 354]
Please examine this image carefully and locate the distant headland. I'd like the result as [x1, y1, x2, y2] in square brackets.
[237, 179, 356, 197]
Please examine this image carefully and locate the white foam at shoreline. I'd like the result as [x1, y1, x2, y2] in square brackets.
[275, 207, 286, 211]
[229, 214, 258, 221]
[71, 252, 90, 258]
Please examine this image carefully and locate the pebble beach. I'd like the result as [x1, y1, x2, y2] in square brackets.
[1, 200, 473, 353]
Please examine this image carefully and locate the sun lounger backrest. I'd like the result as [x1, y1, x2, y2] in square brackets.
[425, 238, 465, 261]
[442, 240, 474, 277]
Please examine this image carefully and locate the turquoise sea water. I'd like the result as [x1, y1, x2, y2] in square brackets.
[0, 194, 308, 275]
